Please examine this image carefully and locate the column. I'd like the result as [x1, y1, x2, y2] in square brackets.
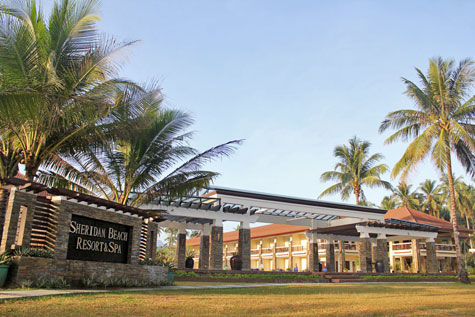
[238, 221, 251, 271]
[425, 238, 438, 273]
[288, 236, 293, 271]
[325, 239, 335, 272]
[199, 225, 210, 270]
[258, 240, 263, 270]
[374, 234, 390, 273]
[174, 226, 186, 269]
[306, 231, 320, 272]
[0, 189, 37, 253]
[338, 241, 346, 272]
[358, 236, 372, 273]
[411, 239, 421, 273]
[210, 221, 223, 270]
[272, 238, 277, 270]
[147, 220, 159, 259]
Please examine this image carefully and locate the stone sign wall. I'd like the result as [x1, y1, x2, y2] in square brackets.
[0, 184, 164, 286]
[67, 215, 131, 263]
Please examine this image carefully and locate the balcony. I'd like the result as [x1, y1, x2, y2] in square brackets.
[391, 242, 457, 254]
[275, 246, 289, 253]
[261, 248, 273, 254]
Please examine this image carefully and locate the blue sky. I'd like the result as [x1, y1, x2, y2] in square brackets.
[63, 1, 475, 230]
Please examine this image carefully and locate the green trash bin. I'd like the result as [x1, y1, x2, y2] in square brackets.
[0, 265, 10, 288]
[168, 271, 174, 284]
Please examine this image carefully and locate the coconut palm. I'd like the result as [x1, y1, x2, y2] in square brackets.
[0, 0, 134, 180]
[418, 180, 443, 217]
[458, 183, 474, 249]
[391, 182, 421, 209]
[318, 136, 392, 205]
[380, 195, 398, 210]
[379, 57, 475, 283]
[37, 84, 242, 206]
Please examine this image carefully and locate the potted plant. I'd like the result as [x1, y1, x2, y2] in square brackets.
[185, 248, 195, 269]
[230, 253, 242, 271]
[0, 251, 12, 288]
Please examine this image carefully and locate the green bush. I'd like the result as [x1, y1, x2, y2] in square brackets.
[360, 275, 456, 280]
[12, 247, 54, 258]
[174, 271, 319, 280]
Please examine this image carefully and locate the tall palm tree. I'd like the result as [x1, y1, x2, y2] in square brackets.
[38, 85, 242, 207]
[318, 136, 392, 205]
[391, 182, 421, 209]
[379, 57, 475, 283]
[0, 0, 134, 180]
[380, 195, 397, 210]
[458, 183, 474, 249]
[418, 180, 443, 217]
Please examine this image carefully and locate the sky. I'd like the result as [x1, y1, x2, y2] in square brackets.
[46, 1, 475, 232]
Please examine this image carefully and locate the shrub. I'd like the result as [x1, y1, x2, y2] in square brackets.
[12, 247, 54, 258]
[0, 251, 11, 265]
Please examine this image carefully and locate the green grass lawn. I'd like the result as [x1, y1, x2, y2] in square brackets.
[1, 283, 474, 316]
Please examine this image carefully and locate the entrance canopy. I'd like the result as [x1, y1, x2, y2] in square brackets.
[145, 187, 387, 229]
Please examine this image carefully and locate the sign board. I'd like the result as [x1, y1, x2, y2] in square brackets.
[67, 215, 131, 263]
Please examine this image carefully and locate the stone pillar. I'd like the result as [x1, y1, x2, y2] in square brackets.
[174, 230, 187, 269]
[147, 221, 159, 259]
[425, 239, 438, 273]
[325, 240, 335, 272]
[198, 225, 210, 270]
[238, 223, 251, 271]
[0, 189, 37, 253]
[306, 231, 320, 272]
[338, 241, 346, 272]
[374, 236, 390, 273]
[411, 239, 421, 273]
[210, 225, 223, 269]
[358, 237, 372, 273]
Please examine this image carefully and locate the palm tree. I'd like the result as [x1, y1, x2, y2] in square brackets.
[380, 195, 397, 210]
[319, 136, 392, 205]
[418, 180, 443, 217]
[391, 182, 421, 209]
[0, 0, 135, 180]
[458, 183, 474, 249]
[38, 84, 242, 206]
[379, 57, 475, 283]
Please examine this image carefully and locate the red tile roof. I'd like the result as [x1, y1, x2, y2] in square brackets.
[385, 206, 472, 234]
[187, 224, 309, 246]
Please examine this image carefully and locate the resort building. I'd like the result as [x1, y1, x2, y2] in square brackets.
[185, 206, 472, 273]
[146, 187, 472, 274]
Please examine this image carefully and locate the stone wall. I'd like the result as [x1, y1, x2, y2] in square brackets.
[53, 198, 144, 264]
[7, 256, 168, 287]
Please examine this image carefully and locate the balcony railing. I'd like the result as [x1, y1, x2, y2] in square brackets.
[275, 246, 289, 253]
[250, 249, 259, 255]
[392, 243, 413, 251]
[261, 248, 273, 254]
[291, 245, 305, 252]
[392, 242, 457, 252]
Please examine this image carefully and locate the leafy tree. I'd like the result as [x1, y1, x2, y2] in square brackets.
[379, 57, 475, 283]
[319, 136, 392, 205]
[418, 180, 443, 217]
[0, 0, 135, 180]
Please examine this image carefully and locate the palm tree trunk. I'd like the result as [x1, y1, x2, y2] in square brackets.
[354, 186, 360, 205]
[446, 151, 470, 283]
[466, 215, 474, 250]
